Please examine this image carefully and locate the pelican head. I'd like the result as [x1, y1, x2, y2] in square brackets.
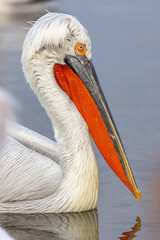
[22, 12, 141, 200]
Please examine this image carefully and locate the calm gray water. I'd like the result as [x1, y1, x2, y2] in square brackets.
[0, 0, 160, 239]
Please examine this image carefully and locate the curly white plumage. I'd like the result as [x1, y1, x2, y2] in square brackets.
[0, 12, 99, 213]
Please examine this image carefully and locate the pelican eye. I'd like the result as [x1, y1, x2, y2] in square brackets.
[75, 43, 86, 55]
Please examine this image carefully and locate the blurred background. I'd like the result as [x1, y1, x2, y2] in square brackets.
[0, 0, 160, 239]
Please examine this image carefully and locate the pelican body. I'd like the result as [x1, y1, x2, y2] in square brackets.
[0, 13, 141, 213]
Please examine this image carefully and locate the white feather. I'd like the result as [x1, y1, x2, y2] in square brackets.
[0, 13, 98, 213]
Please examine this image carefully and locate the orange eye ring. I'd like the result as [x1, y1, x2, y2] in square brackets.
[75, 43, 86, 55]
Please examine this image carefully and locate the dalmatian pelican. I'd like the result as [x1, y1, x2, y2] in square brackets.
[0, 12, 141, 213]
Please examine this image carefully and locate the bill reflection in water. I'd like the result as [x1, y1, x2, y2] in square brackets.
[119, 217, 141, 240]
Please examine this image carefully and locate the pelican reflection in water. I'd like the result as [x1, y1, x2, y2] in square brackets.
[0, 12, 141, 213]
[0, 212, 141, 240]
